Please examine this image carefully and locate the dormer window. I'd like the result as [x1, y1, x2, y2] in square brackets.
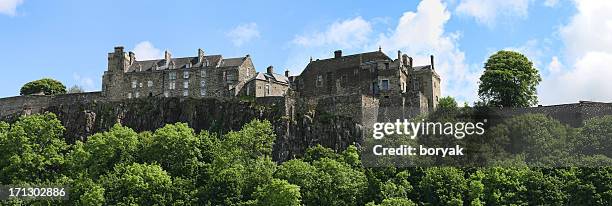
[316, 75, 323, 87]
[186, 63, 191, 69]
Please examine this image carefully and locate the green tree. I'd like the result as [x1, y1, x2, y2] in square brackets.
[100, 163, 177, 205]
[478, 50, 541, 107]
[438, 96, 458, 109]
[275, 159, 319, 205]
[576, 116, 612, 157]
[366, 197, 416, 206]
[20, 78, 67, 96]
[0, 113, 68, 184]
[67, 124, 140, 178]
[419, 167, 466, 206]
[252, 179, 301, 206]
[141, 123, 203, 177]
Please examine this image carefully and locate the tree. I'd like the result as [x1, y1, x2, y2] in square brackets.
[68, 85, 85, 93]
[478, 51, 541, 107]
[418, 167, 466, 206]
[252, 179, 301, 206]
[20, 78, 67, 96]
[438, 96, 458, 109]
[140, 123, 203, 178]
[67, 124, 140, 178]
[100, 163, 177, 205]
[0, 113, 69, 184]
[576, 115, 612, 157]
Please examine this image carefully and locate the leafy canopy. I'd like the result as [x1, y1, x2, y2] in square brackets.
[20, 78, 67, 95]
[478, 50, 541, 107]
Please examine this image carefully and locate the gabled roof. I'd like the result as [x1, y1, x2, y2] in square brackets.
[249, 72, 289, 85]
[299, 51, 391, 76]
[126, 54, 245, 72]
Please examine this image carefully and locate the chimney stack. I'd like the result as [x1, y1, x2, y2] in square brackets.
[165, 50, 172, 61]
[114, 46, 124, 54]
[128, 51, 136, 65]
[430, 55, 435, 70]
[198, 48, 205, 63]
[409, 57, 413, 67]
[285, 70, 289, 77]
[334, 50, 342, 58]
[267, 66, 274, 74]
[397, 50, 402, 62]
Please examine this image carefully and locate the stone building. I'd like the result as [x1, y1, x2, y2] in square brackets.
[240, 66, 290, 97]
[291, 49, 441, 123]
[102, 46, 256, 100]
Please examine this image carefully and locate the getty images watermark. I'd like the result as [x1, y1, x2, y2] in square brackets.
[370, 119, 487, 157]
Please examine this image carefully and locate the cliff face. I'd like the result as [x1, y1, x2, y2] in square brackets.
[0, 96, 363, 162]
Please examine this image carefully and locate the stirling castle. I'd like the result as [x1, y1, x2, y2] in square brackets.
[101, 46, 441, 125]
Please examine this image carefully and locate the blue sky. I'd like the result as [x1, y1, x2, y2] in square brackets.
[1, 0, 610, 105]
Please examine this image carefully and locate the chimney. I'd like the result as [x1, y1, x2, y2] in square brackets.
[285, 70, 289, 77]
[165, 50, 172, 61]
[334, 50, 342, 58]
[128, 51, 136, 65]
[430, 55, 435, 70]
[402, 54, 408, 66]
[267, 66, 274, 74]
[409, 57, 413, 67]
[114, 46, 124, 54]
[397, 50, 402, 62]
[198, 48, 205, 63]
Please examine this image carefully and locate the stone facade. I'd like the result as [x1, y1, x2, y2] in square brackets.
[291, 49, 441, 124]
[239, 66, 290, 97]
[102, 46, 257, 100]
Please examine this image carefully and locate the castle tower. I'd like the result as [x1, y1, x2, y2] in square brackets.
[102, 46, 131, 100]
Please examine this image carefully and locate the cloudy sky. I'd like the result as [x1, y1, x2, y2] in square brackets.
[0, 0, 610, 105]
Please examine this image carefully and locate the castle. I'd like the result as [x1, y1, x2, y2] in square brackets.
[101, 46, 441, 124]
[0, 46, 440, 130]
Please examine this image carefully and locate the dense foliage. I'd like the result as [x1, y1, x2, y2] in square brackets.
[478, 50, 542, 107]
[0, 113, 610, 205]
[19, 78, 67, 96]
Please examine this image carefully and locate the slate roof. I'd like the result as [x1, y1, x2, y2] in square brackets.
[299, 51, 391, 75]
[412, 65, 432, 72]
[126, 55, 236, 72]
[249, 72, 289, 85]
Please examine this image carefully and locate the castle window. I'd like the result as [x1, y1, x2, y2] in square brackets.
[200, 80, 206, 87]
[265, 84, 270, 96]
[186, 63, 191, 69]
[183, 90, 188, 96]
[184, 71, 189, 79]
[183, 81, 189, 89]
[131, 81, 137, 89]
[169, 72, 177, 80]
[200, 89, 206, 96]
[385, 63, 389, 70]
[147, 80, 153, 87]
[169, 81, 176, 90]
[127, 93, 132, 99]
[135, 92, 140, 98]
[316, 75, 323, 87]
[381, 79, 389, 91]
[201, 70, 207, 77]
[164, 91, 169, 97]
[139, 82, 143, 88]
[227, 73, 235, 82]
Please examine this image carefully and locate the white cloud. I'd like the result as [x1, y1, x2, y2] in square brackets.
[504, 39, 545, 68]
[285, 17, 373, 75]
[456, 0, 532, 26]
[377, 0, 480, 103]
[227, 22, 260, 47]
[0, 0, 24, 16]
[72, 73, 95, 92]
[132, 41, 162, 60]
[286, 0, 479, 103]
[292, 17, 372, 49]
[539, 52, 612, 104]
[544, 0, 560, 7]
[547, 56, 562, 74]
[538, 0, 612, 104]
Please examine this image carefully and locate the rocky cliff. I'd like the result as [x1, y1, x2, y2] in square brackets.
[0, 96, 363, 162]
